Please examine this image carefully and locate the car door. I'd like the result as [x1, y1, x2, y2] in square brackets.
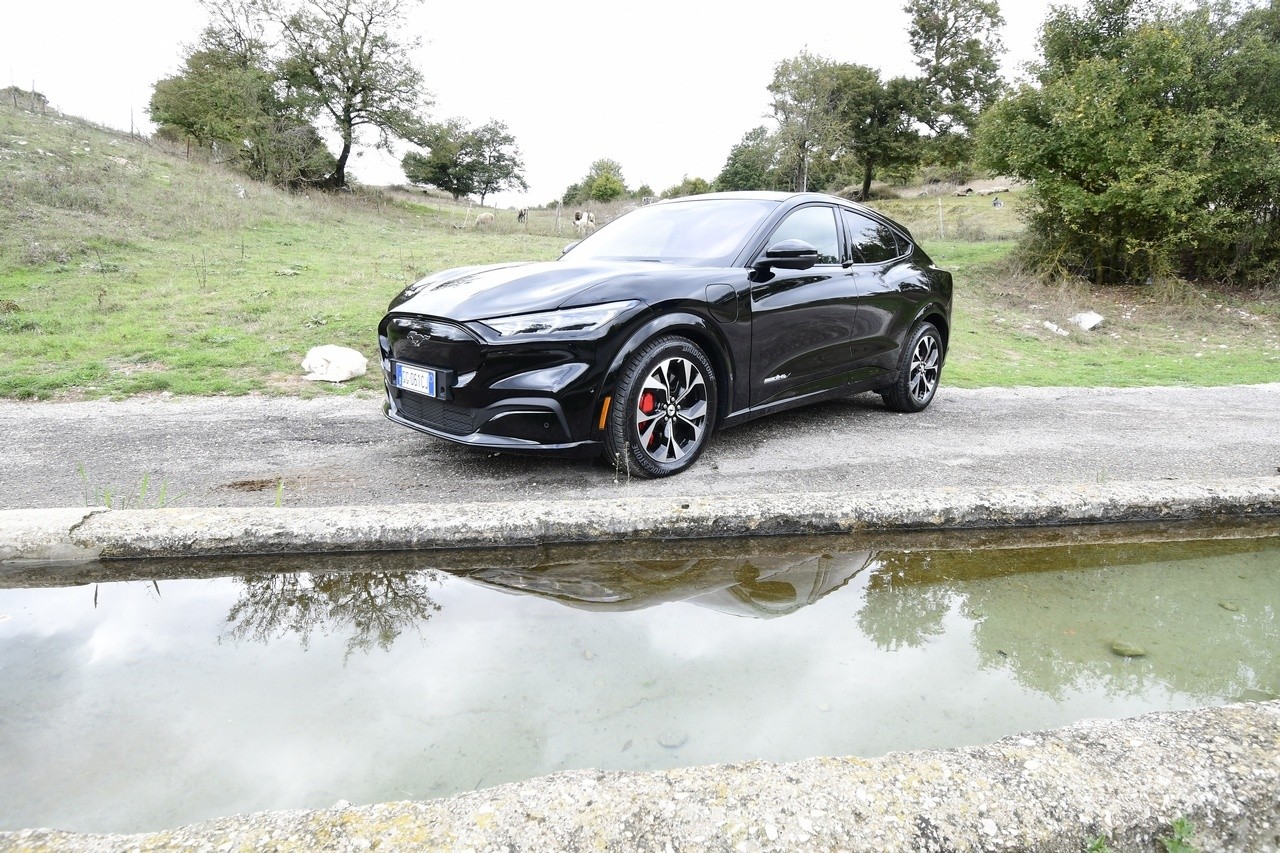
[841, 208, 917, 380]
[748, 204, 859, 408]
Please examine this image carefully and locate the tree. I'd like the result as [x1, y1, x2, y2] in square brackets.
[468, 120, 528, 206]
[149, 21, 334, 187]
[401, 119, 476, 199]
[563, 159, 629, 204]
[1036, 0, 1161, 80]
[588, 173, 626, 202]
[905, 0, 1006, 162]
[272, 0, 430, 189]
[831, 66, 923, 201]
[402, 119, 528, 204]
[660, 176, 712, 199]
[977, 0, 1280, 287]
[715, 126, 780, 191]
[767, 51, 841, 191]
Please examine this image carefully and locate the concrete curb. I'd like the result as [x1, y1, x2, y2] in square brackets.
[6, 700, 1278, 852]
[3, 477, 1279, 563]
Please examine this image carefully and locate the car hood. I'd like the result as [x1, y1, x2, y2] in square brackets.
[389, 261, 653, 321]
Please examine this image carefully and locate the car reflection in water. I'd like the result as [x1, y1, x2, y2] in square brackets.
[455, 551, 876, 619]
[13, 529, 1272, 703]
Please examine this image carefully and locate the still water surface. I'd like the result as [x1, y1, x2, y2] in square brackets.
[1, 526, 1277, 834]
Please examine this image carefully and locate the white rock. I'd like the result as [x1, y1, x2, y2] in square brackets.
[1043, 321, 1070, 337]
[301, 345, 368, 382]
[1069, 311, 1105, 331]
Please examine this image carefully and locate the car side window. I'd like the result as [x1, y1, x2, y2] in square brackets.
[842, 209, 902, 264]
[766, 206, 840, 265]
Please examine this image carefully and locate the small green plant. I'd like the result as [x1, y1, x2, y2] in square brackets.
[1085, 836, 1113, 853]
[1160, 817, 1198, 853]
[274, 477, 285, 507]
[77, 463, 187, 509]
[612, 440, 632, 484]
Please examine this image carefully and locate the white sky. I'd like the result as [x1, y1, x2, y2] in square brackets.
[3, 1, 1065, 207]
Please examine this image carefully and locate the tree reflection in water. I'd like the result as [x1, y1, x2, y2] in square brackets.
[223, 570, 442, 659]
[856, 553, 954, 651]
[856, 539, 1279, 704]
[207, 530, 1278, 702]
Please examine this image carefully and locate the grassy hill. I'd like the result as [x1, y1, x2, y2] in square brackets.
[1, 102, 1276, 400]
[0, 105, 569, 399]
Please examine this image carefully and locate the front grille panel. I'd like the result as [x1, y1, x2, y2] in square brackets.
[385, 316, 484, 373]
[395, 392, 477, 436]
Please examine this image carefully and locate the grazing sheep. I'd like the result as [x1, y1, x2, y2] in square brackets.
[516, 207, 528, 223]
[992, 196, 1005, 208]
[474, 212, 495, 228]
[953, 187, 974, 197]
[574, 210, 597, 237]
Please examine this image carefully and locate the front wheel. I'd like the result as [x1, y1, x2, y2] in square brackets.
[605, 335, 718, 478]
[880, 321, 944, 413]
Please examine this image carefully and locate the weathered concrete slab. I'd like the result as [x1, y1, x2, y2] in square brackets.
[4, 477, 1278, 563]
[5, 701, 1278, 852]
[0, 507, 104, 564]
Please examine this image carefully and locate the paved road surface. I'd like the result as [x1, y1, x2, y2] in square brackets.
[1, 384, 1277, 510]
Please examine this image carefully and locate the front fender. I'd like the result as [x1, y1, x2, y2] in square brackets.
[596, 311, 737, 434]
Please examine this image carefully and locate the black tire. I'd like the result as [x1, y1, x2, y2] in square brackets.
[880, 321, 944, 413]
[604, 335, 718, 478]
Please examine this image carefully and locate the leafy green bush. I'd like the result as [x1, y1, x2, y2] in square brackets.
[978, 0, 1280, 288]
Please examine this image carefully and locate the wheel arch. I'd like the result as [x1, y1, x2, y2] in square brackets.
[601, 312, 735, 433]
[915, 303, 951, 363]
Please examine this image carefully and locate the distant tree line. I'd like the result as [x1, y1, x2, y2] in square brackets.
[713, 0, 1005, 200]
[562, 0, 1005, 206]
[575, 0, 1279, 290]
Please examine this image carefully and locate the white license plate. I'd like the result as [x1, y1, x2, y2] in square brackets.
[393, 363, 437, 397]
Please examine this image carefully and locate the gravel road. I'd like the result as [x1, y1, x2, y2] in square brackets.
[1, 384, 1278, 510]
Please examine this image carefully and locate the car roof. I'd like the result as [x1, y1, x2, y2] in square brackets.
[658, 190, 884, 216]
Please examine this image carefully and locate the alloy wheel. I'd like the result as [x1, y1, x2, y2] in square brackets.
[908, 333, 940, 405]
[633, 356, 709, 463]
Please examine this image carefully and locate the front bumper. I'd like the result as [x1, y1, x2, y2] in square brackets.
[382, 395, 603, 457]
[378, 313, 612, 457]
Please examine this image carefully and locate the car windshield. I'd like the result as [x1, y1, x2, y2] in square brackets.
[563, 198, 779, 266]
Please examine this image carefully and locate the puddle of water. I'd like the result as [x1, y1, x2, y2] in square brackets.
[0, 525, 1277, 834]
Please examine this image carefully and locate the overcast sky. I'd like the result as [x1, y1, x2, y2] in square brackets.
[4, 0, 1068, 207]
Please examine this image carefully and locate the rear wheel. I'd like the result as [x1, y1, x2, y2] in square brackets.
[605, 335, 717, 478]
[880, 321, 943, 413]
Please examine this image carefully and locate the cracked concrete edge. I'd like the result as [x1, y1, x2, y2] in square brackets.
[2, 476, 1279, 564]
[4, 701, 1278, 852]
[0, 507, 106, 564]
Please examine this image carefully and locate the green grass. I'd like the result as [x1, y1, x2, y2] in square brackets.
[1, 102, 1277, 400]
[931, 240, 1280, 388]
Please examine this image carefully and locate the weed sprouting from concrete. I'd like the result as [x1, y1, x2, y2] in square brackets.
[613, 441, 632, 484]
[1160, 817, 1198, 853]
[77, 462, 187, 509]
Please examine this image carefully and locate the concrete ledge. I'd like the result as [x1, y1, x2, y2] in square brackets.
[0, 507, 104, 564]
[3, 477, 1279, 563]
[5, 701, 1278, 852]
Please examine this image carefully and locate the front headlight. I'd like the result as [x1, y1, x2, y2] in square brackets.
[477, 300, 640, 338]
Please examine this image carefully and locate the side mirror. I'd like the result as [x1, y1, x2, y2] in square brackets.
[754, 239, 820, 272]
[561, 241, 580, 256]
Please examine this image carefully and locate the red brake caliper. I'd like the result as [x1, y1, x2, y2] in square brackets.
[638, 391, 658, 448]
